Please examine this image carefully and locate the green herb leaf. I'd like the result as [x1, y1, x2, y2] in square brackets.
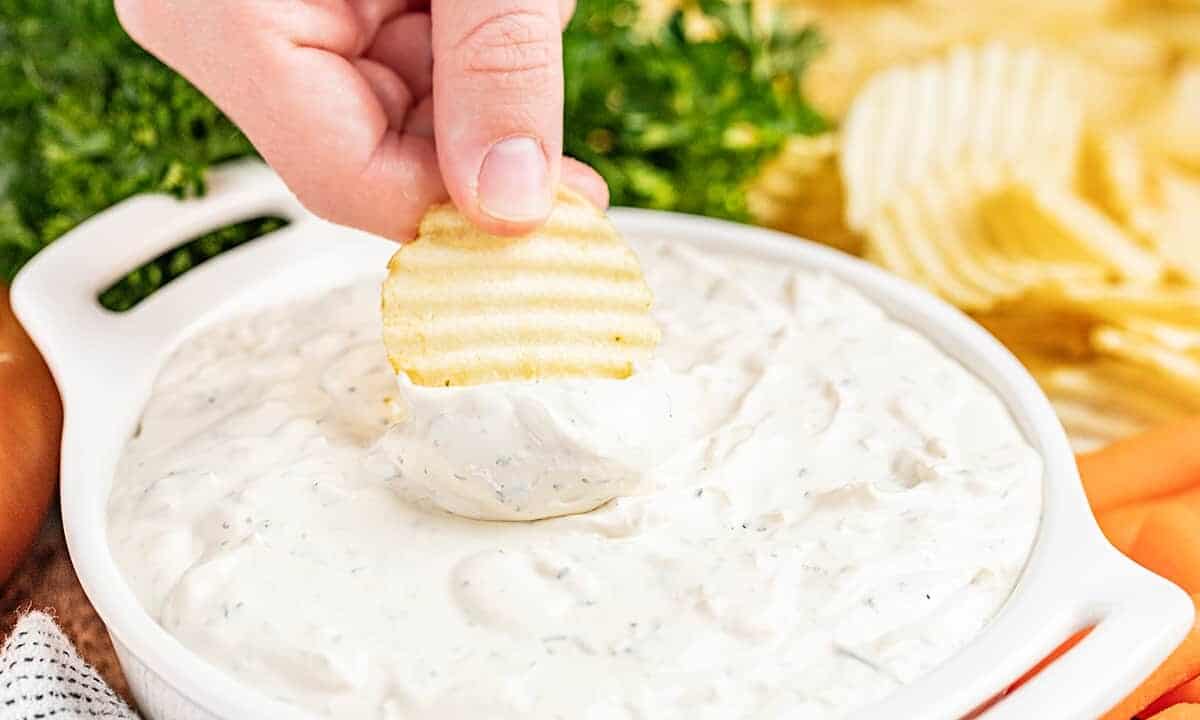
[0, 0, 256, 286]
[1, 0, 827, 305]
[563, 0, 828, 220]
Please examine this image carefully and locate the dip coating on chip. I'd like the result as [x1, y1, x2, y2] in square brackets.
[379, 189, 673, 520]
[376, 364, 695, 521]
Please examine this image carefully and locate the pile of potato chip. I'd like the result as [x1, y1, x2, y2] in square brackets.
[741, 0, 1200, 449]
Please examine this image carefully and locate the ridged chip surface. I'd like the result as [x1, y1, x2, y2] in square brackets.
[841, 42, 1082, 231]
[382, 188, 661, 386]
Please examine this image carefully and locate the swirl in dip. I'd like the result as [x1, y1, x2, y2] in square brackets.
[108, 237, 1042, 719]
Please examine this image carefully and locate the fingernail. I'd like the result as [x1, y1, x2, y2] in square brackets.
[478, 136, 552, 223]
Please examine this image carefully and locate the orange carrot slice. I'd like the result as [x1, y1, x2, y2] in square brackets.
[1079, 417, 1200, 513]
[1175, 487, 1200, 516]
[1146, 677, 1200, 717]
[1101, 595, 1200, 720]
[1149, 703, 1200, 719]
[1099, 505, 1156, 555]
[1129, 506, 1200, 595]
[1095, 486, 1200, 556]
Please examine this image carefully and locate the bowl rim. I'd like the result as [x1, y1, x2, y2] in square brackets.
[11, 161, 1191, 720]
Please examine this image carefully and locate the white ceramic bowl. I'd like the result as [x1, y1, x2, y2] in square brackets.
[12, 161, 1192, 720]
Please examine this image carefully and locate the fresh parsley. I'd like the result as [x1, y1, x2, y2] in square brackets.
[0, 0, 826, 306]
[564, 0, 828, 219]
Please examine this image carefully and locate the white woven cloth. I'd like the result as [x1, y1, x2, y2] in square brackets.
[1, 611, 136, 720]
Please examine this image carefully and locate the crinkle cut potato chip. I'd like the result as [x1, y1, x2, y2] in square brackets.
[1080, 130, 1159, 236]
[742, 4, 1200, 446]
[866, 171, 997, 310]
[1044, 284, 1200, 326]
[1146, 64, 1200, 172]
[381, 187, 662, 387]
[1038, 364, 1194, 423]
[1083, 129, 1200, 282]
[1091, 326, 1200, 396]
[1066, 25, 1174, 128]
[859, 165, 1111, 313]
[840, 42, 1081, 231]
[980, 183, 1164, 283]
[1036, 359, 1200, 447]
[747, 134, 864, 255]
[1145, 171, 1200, 282]
[1113, 318, 1200, 355]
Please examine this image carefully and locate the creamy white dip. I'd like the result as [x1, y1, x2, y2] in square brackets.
[108, 237, 1042, 719]
[377, 363, 693, 521]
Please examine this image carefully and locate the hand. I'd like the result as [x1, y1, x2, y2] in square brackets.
[115, 0, 608, 240]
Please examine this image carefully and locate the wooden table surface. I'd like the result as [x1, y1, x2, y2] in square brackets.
[0, 501, 133, 706]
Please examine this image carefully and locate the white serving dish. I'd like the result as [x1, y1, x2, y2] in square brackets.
[12, 160, 1193, 720]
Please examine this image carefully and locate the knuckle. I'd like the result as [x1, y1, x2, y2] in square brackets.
[456, 10, 558, 82]
[295, 0, 363, 56]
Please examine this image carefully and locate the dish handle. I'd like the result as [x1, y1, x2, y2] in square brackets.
[10, 159, 308, 392]
[978, 543, 1193, 720]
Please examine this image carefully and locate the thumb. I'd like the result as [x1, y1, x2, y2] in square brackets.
[432, 1, 565, 235]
